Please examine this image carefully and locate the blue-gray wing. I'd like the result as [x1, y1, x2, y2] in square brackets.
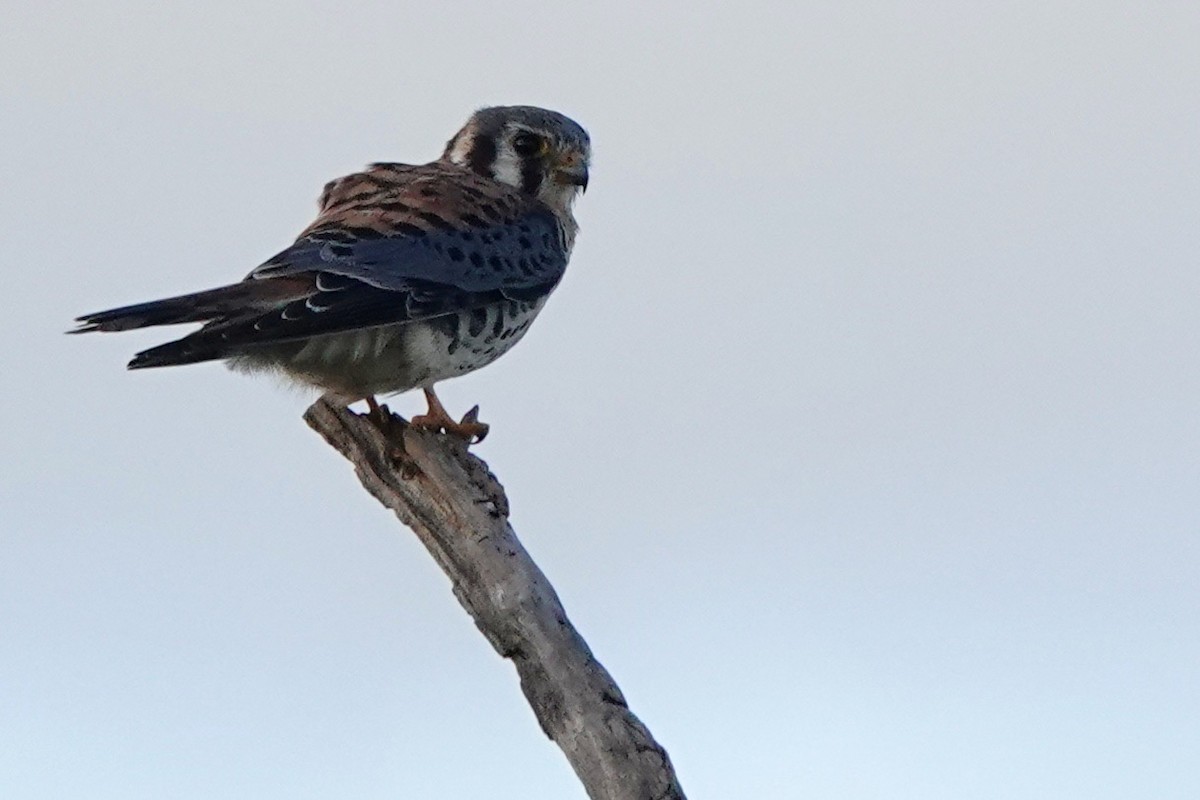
[252, 203, 569, 294]
[202, 162, 571, 345]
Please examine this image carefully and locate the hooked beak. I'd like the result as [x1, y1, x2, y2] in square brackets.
[553, 153, 590, 192]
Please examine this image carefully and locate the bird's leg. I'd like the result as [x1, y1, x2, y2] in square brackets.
[365, 396, 394, 429]
[364, 395, 420, 474]
[410, 387, 490, 444]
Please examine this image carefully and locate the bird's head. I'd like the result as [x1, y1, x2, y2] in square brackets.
[443, 105, 591, 214]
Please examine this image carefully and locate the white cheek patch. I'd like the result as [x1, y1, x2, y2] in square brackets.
[490, 145, 523, 189]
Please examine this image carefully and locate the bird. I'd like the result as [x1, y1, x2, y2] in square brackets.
[71, 106, 590, 443]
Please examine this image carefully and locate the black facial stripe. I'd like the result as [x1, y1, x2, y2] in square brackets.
[467, 133, 497, 178]
[520, 158, 543, 196]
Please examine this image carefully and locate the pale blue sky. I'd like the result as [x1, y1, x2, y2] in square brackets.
[2, 2, 1198, 798]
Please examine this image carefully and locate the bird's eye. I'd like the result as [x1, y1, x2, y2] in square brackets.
[512, 132, 544, 157]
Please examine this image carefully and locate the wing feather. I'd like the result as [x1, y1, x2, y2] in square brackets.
[131, 163, 571, 360]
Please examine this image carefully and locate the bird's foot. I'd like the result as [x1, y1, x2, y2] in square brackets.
[411, 399, 490, 445]
[364, 396, 420, 476]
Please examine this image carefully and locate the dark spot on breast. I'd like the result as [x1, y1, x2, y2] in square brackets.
[468, 308, 488, 337]
[469, 252, 484, 268]
[487, 255, 505, 271]
[491, 312, 505, 338]
[447, 246, 465, 262]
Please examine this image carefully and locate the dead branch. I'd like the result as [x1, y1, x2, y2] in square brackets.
[303, 398, 686, 800]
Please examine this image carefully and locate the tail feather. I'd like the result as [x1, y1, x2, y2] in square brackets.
[70, 276, 316, 334]
[69, 284, 263, 334]
[127, 332, 229, 369]
[71, 277, 313, 369]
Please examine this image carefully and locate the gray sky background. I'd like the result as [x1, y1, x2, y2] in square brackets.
[2, 2, 1198, 797]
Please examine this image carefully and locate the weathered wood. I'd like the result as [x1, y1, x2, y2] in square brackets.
[303, 398, 686, 800]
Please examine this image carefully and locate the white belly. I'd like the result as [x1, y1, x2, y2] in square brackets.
[226, 298, 546, 401]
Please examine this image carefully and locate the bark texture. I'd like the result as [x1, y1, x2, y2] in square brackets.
[304, 398, 686, 800]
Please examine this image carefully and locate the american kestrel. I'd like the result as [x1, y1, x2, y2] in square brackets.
[72, 106, 590, 442]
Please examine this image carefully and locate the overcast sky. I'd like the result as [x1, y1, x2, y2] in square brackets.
[2, 2, 1198, 798]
